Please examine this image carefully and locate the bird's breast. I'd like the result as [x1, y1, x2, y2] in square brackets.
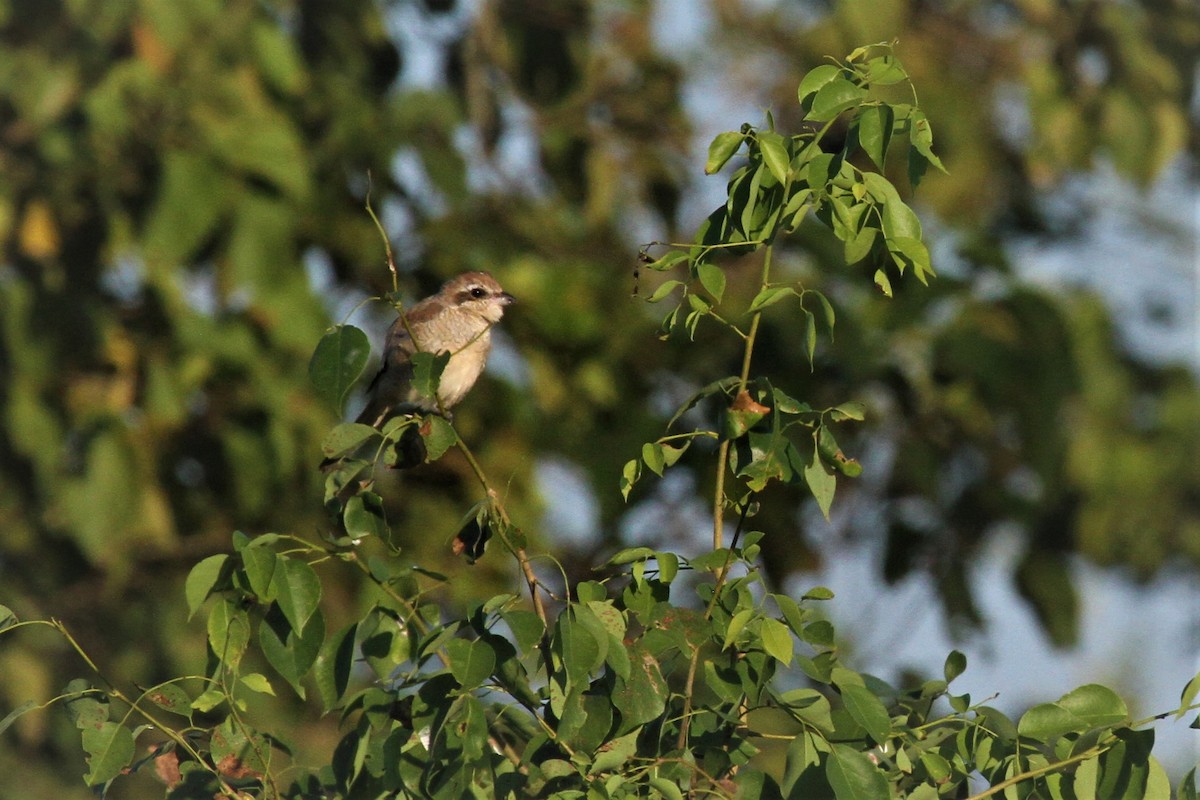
[435, 335, 492, 407]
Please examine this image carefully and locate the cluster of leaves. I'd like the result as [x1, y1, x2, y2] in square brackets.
[1, 42, 1197, 800]
[3, 534, 1197, 798]
[626, 44, 938, 519]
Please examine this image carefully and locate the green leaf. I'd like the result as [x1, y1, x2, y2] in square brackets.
[908, 109, 947, 173]
[1017, 684, 1128, 739]
[502, 609, 545, 653]
[773, 593, 809, 636]
[760, 617, 794, 665]
[343, 491, 389, 540]
[419, 414, 457, 462]
[0, 604, 16, 632]
[642, 442, 666, 476]
[655, 551, 679, 584]
[804, 444, 837, 520]
[855, 105, 894, 169]
[605, 546, 656, 566]
[240, 673, 275, 695]
[320, 422, 380, 459]
[588, 729, 640, 776]
[445, 637, 497, 691]
[620, 458, 642, 500]
[809, 78, 867, 122]
[82, 721, 135, 787]
[260, 606, 324, 695]
[1056, 683, 1129, 728]
[758, 130, 791, 184]
[271, 557, 322, 634]
[647, 278, 684, 303]
[144, 684, 192, 718]
[829, 401, 865, 422]
[843, 224, 877, 265]
[873, 269, 893, 297]
[650, 775, 686, 800]
[838, 683, 891, 744]
[185, 554, 228, 618]
[241, 542, 277, 601]
[706, 131, 745, 174]
[309, 325, 371, 412]
[798, 64, 842, 106]
[782, 689, 835, 734]
[1178, 768, 1197, 800]
[209, 716, 269, 779]
[862, 54, 909, 85]
[889, 236, 934, 283]
[644, 250, 689, 272]
[944, 650, 967, 683]
[748, 285, 799, 313]
[0, 701, 37, 738]
[802, 586, 835, 600]
[697, 262, 726, 303]
[804, 308, 817, 366]
[558, 614, 603, 687]
[207, 599, 250, 668]
[723, 608, 754, 649]
[1178, 671, 1200, 718]
[861, 172, 913, 229]
[191, 688, 224, 713]
[826, 743, 889, 800]
[802, 620, 835, 647]
[612, 642, 668, 731]
[315, 622, 359, 713]
[410, 350, 451, 403]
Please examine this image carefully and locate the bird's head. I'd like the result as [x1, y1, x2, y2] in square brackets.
[443, 271, 515, 324]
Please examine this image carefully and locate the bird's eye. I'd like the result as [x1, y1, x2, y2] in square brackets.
[469, 287, 487, 299]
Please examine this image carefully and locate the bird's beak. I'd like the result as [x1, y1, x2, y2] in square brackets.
[499, 292, 516, 305]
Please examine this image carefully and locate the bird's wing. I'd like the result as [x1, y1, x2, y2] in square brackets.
[354, 313, 422, 427]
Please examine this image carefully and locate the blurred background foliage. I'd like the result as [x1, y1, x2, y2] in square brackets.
[0, 0, 1196, 795]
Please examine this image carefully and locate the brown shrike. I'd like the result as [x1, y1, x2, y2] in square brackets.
[354, 271, 515, 428]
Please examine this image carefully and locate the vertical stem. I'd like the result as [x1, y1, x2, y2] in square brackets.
[711, 245, 774, 552]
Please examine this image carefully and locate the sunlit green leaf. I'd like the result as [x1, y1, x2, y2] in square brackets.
[826, 743, 889, 800]
[697, 262, 726, 303]
[873, 269, 893, 297]
[804, 444, 837, 520]
[856, 105, 894, 169]
[240, 672, 275, 696]
[706, 131, 745, 174]
[647, 278, 684, 303]
[809, 78, 867, 122]
[761, 617, 794, 665]
[798, 64, 843, 106]
[749, 286, 799, 313]
[758, 130, 791, 184]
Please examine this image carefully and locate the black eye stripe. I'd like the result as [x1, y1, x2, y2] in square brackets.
[455, 286, 491, 304]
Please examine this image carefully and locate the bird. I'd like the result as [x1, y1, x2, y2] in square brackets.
[320, 271, 514, 471]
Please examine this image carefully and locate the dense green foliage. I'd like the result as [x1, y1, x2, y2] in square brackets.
[1, 0, 1198, 797]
